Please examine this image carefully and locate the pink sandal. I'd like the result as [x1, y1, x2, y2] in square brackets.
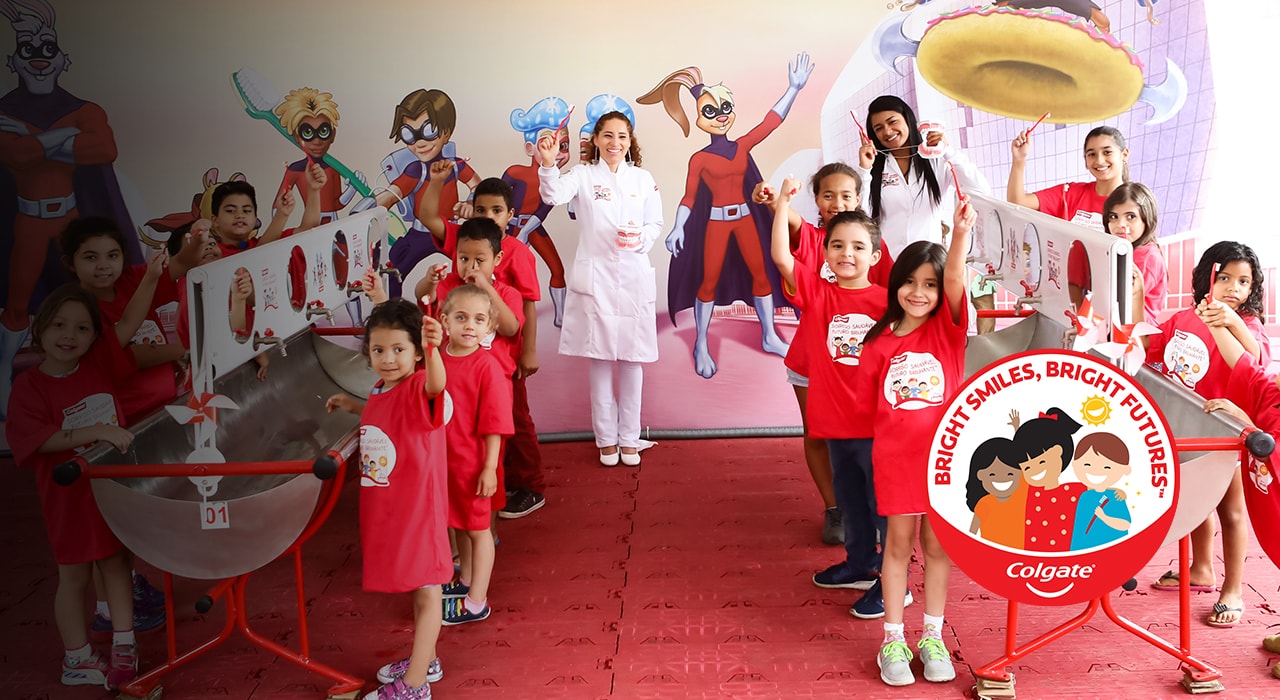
[1150, 570, 1214, 592]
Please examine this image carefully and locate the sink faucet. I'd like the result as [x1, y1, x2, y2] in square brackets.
[306, 305, 333, 323]
[253, 331, 286, 357]
[1014, 280, 1040, 309]
[380, 263, 401, 283]
[1062, 327, 1078, 350]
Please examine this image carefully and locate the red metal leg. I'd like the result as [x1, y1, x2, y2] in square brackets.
[1099, 594, 1222, 681]
[974, 599, 1101, 682]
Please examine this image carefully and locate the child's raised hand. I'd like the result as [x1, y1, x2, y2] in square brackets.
[306, 162, 327, 191]
[751, 181, 776, 208]
[276, 187, 296, 218]
[429, 263, 449, 284]
[232, 269, 253, 301]
[779, 176, 803, 202]
[463, 261, 491, 290]
[477, 469, 497, 498]
[254, 353, 269, 381]
[1196, 298, 1240, 329]
[144, 247, 169, 280]
[427, 159, 452, 182]
[1204, 397, 1253, 427]
[362, 267, 388, 303]
[953, 196, 976, 237]
[1011, 129, 1032, 162]
[422, 315, 444, 348]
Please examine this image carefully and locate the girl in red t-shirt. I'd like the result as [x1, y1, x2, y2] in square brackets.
[1104, 183, 1167, 324]
[1145, 241, 1269, 627]
[59, 216, 185, 421]
[5, 284, 143, 690]
[326, 299, 449, 699]
[755, 163, 893, 546]
[1008, 125, 1131, 309]
[854, 198, 975, 686]
[436, 285, 514, 628]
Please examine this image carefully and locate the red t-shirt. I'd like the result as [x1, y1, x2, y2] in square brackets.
[1146, 308, 1270, 399]
[435, 273, 525, 378]
[784, 217, 893, 378]
[216, 226, 297, 259]
[787, 264, 887, 439]
[1133, 243, 1168, 323]
[5, 336, 134, 564]
[98, 265, 182, 420]
[1035, 181, 1107, 232]
[440, 220, 542, 302]
[1225, 355, 1280, 567]
[855, 301, 968, 515]
[358, 370, 452, 592]
[440, 349, 514, 531]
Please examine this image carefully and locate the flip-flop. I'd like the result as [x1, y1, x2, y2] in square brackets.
[1207, 602, 1244, 628]
[1150, 570, 1214, 592]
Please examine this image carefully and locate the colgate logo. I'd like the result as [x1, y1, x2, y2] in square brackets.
[1007, 561, 1096, 598]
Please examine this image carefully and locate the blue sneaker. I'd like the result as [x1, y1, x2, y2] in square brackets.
[850, 578, 913, 619]
[376, 656, 443, 684]
[441, 577, 470, 599]
[813, 563, 877, 590]
[442, 597, 490, 626]
[92, 606, 167, 636]
[133, 574, 166, 613]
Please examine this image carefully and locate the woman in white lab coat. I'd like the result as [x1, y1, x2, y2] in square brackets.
[856, 94, 989, 257]
[538, 111, 663, 466]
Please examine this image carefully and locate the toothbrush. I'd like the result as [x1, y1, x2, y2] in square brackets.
[849, 110, 869, 143]
[556, 103, 576, 136]
[1084, 495, 1110, 534]
[1026, 111, 1051, 136]
[232, 68, 373, 198]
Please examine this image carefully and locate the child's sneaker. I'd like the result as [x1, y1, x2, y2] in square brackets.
[61, 651, 108, 687]
[133, 573, 166, 613]
[376, 656, 443, 685]
[917, 636, 956, 682]
[877, 639, 915, 686]
[442, 597, 490, 626]
[440, 577, 469, 599]
[106, 643, 138, 690]
[363, 677, 432, 700]
[92, 606, 166, 639]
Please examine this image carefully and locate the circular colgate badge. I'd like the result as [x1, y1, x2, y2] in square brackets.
[928, 349, 1178, 606]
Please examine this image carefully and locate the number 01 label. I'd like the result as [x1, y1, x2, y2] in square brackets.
[201, 501, 230, 530]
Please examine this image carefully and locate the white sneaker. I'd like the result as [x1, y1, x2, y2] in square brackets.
[877, 639, 915, 686]
[917, 636, 956, 682]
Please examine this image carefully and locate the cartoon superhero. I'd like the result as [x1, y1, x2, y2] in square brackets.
[374, 89, 479, 295]
[993, 1, 1111, 34]
[273, 87, 364, 225]
[504, 96, 570, 327]
[0, 0, 137, 421]
[638, 53, 812, 379]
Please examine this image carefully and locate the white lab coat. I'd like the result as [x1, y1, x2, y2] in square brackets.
[539, 161, 663, 363]
[857, 146, 990, 257]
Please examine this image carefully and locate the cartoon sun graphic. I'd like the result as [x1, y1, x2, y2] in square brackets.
[1081, 395, 1111, 426]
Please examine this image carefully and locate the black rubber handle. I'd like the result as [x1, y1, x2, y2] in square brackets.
[1121, 577, 1137, 592]
[1246, 430, 1275, 459]
[312, 454, 339, 480]
[194, 595, 214, 614]
[53, 460, 82, 486]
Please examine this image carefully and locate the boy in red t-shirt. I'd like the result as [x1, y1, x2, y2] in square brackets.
[769, 177, 890, 601]
[418, 163, 547, 518]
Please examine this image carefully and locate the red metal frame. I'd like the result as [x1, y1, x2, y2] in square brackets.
[975, 309, 1037, 319]
[973, 434, 1250, 691]
[70, 450, 364, 698]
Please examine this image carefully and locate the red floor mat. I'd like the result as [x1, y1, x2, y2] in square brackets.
[2, 438, 1278, 698]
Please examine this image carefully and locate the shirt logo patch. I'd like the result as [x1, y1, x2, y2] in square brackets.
[593, 185, 613, 201]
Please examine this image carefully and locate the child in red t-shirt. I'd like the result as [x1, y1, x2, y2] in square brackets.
[325, 299, 449, 699]
[436, 285, 514, 626]
[59, 216, 184, 421]
[1145, 241, 1270, 627]
[417, 168, 548, 517]
[851, 198, 975, 686]
[5, 284, 146, 690]
[769, 175, 891, 597]
[754, 163, 894, 546]
[1104, 183, 1167, 324]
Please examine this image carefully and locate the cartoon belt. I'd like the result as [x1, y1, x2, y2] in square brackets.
[18, 193, 76, 219]
[709, 203, 750, 222]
